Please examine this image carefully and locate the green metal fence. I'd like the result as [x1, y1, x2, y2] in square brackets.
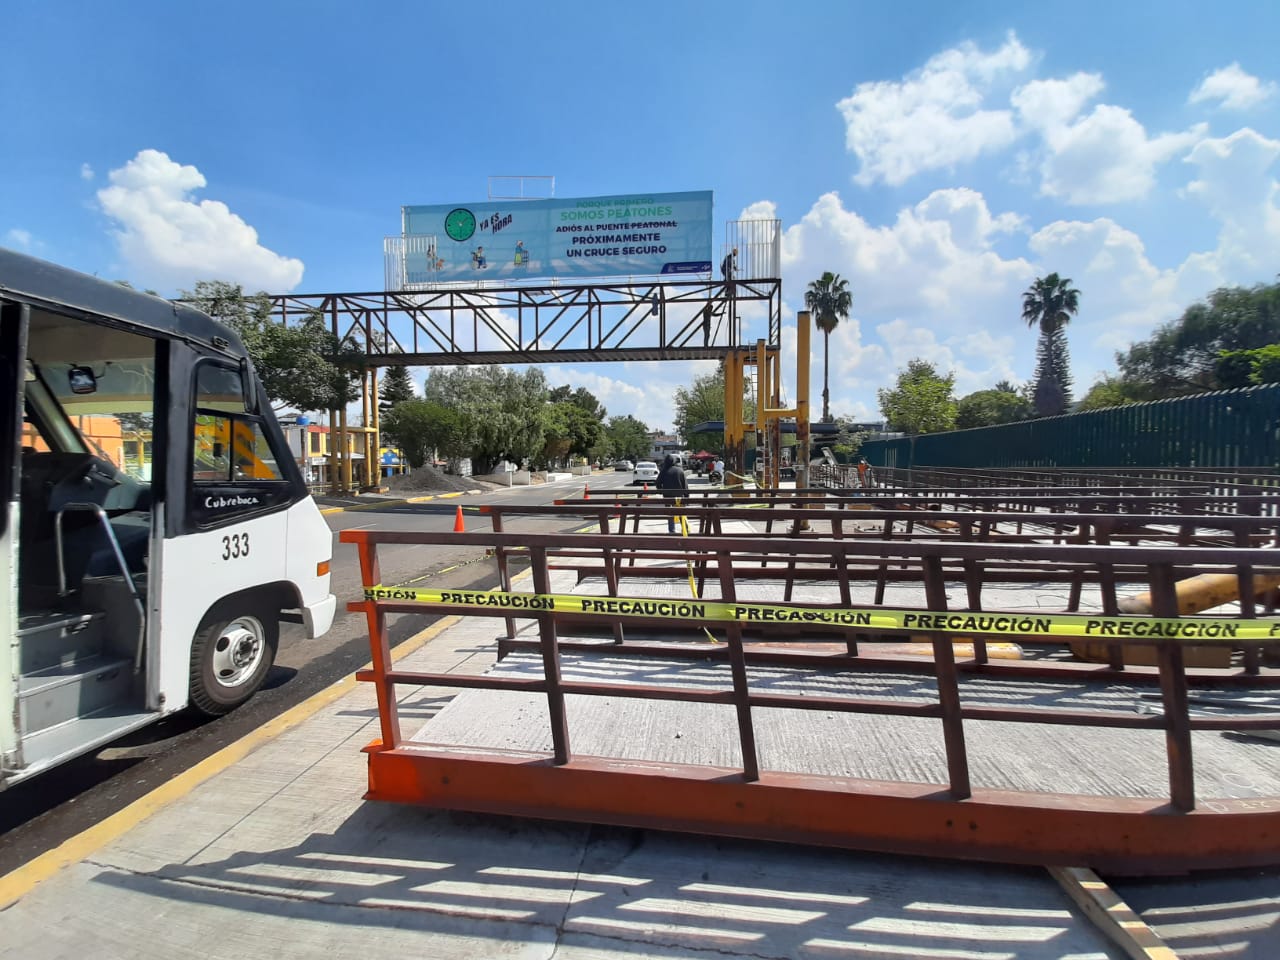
[861, 384, 1280, 470]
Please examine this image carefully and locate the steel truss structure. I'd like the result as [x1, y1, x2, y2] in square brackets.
[269, 278, 783, 366]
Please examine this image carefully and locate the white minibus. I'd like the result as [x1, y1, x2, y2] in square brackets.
[1, 250, 335, 786]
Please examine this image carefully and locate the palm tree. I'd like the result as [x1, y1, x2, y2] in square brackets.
[804, 272, 852, 422]
[1021, 272, 1080, 417]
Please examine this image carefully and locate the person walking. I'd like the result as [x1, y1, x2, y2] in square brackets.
[856, 457, 874, 489]
[657, 453, 688, 533]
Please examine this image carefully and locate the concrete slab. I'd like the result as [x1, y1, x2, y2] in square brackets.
[414, 649, 1280, 802]
[6, 522, 1275, 958]
[0, 572, 1131, 960]
[415, 538, 1280, 803]
[1117, 869, 1280, 958]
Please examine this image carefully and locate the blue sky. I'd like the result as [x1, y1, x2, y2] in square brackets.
[4, 1, 1279, 430]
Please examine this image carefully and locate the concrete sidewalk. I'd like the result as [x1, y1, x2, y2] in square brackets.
[0, 566, 1140, 960]
[9, 515, 1280, 957]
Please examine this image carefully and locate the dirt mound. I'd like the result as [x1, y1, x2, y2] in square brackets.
[385, 465, 500, 494]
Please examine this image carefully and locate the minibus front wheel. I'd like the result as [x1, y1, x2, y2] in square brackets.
[189, 602, 280, 716]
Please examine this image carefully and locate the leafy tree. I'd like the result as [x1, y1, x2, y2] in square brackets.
[605, 415, 651, 462]
[541, 401, 605, 467]
[827, 437, 868, 464]
[1214, 350, 1256, 389]
[954, 389, 1032, 429]
[1216, 344, 1280, 387]
[378, 366, 416, 413]
[1077, 375, 1138, 411]
[423, 366, 549, 473]
[182, 280, 362, 413]
[804, 272, 852, 423]
[1117, 281, 1280, 398]
[549, 384, 608, 421]
[877, 359, 957, 435]
[381, 400, 465, 468]
[1032, 325, 1073, 416]
[674, 368, 729, 453]
[1255, 345, 1280, 384]
[319, 322, 367, 411]
[1022, 272, 1080, 417]
[542, 385, 608, 465]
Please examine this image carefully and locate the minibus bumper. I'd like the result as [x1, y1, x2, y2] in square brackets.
[302, 593, 337, 639]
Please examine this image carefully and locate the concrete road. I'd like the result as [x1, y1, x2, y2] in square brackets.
[289, 471, 643, 668]
[0, 472, 638, 875]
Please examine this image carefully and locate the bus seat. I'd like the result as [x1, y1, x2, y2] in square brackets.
[20, 452, 144, 592]
[81, 514, 149, 580]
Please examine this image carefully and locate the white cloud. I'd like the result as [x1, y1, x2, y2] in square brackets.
[1183, 128, 1280, 276]
[1027, 218, 1179, 359]
[837, 32, 1031, 186]
[913, 187, 1024, 247]
[80, 163, 94, 181]
[540, 365, 648, 413]
[777, 189, 1034, 415]
[783, 189, 1031, 318]
[876, 318, 957, 372]
[874, 319, 1018, 396]
[1011, 72, 1206, 206]
[1189, 63, 1278, 111]
[950, 329, 1020, 390]
[1029, 104, 1205, 205]
[772, 42, 1280, 418]
[794, 311, 888, 417]
[97, 149, 304, 293]
[839, 34, 1207, 204]
[1022, 121, 1280, 382]
[739, 200, 778, 221]
[1022, 213, 1247, 388]
[1012, 73, 1105, 130]
[4, 228, 33, 250]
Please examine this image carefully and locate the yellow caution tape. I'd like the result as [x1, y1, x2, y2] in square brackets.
[361, 586, 1280, 642]
[674, 501, 719, 643]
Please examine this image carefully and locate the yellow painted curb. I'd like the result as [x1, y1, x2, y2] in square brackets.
[317, 488, 484, 516]
[0, 613, 462, 910]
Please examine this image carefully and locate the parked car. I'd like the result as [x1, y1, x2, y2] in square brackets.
[633, 460, 659, 484]
[614, 460, 634, 471]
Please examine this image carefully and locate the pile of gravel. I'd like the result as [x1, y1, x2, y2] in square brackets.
[385, 465, 500, 494]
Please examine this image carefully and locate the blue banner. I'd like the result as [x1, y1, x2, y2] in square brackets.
[401, 190, 712, 284]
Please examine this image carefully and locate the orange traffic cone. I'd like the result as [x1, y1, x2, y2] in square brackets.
[453, 505, 465, 532]
[584, 483, 590, 500]
[643, 483, 649, 495]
